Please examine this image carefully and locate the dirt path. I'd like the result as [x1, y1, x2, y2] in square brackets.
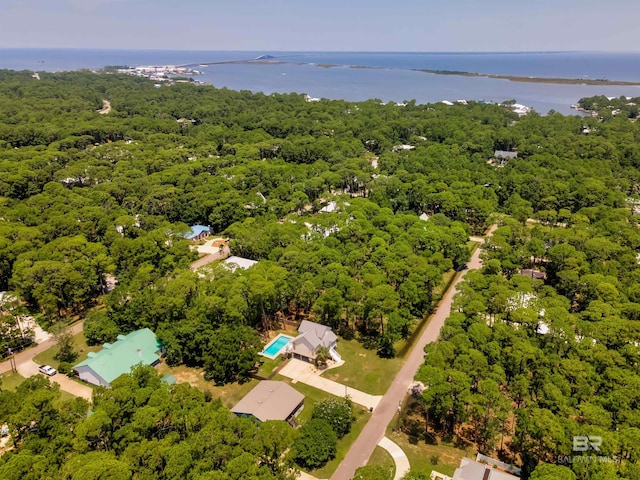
[97, 99, 111, 114]
[331, 225, 497, 480]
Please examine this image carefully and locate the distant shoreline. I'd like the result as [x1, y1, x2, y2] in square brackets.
[184, 59, 640, 87]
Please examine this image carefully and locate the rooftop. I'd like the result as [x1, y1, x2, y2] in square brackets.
[224, 256, 258, 271]
[231, 380, 304, 422]
[73, 328, 162, 385]
[185, 225, 210, 240]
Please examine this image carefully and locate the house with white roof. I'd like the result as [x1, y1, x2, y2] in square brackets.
[224, 256, 258, 271]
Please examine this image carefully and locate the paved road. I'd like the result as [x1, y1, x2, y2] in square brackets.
[0, 321, 92, 400]
[190, 245, 230, 271]
[331, 226, 496, 480]
[0, 321, 85, 375]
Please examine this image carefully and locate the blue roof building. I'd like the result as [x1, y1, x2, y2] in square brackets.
[185, 225, 211, 241]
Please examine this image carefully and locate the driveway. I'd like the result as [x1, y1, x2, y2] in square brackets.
[190, 243, 230, 270]
[331, 226, 497, 480]
[16, 359, 93, 401]
[280, 359, 382, 410]
[0, 321, 93, 401]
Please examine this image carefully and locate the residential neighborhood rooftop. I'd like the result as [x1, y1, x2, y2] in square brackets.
[224, 256, 258, 271]
[231, 380, 304, 422]
[73, 328, 163, 387]
[185, 224, 211, 240]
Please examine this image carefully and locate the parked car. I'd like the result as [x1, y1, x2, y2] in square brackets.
[38, 365, 57, 376]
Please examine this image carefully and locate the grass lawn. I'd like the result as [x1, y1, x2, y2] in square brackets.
[156, 362, 259, 409]
[367, 445, 396, 478]
[57, 390, 76, 405]
[320, 338, 402, 395]
[0, 371, 26, 391]
[33, 332, 102, 368]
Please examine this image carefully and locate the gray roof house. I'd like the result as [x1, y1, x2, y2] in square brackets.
[231, 380, 304, 425]
[287, 320, 340, 363]
[431, 457, 519, 480]
[493, 150, 518, 166]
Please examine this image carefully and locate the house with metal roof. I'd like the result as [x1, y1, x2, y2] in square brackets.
[224, 256, 258, 271]
[73, 328, 163, 388]
[286, 320, 340, 363]
[431, 457, 519, 480]
[185, 225, 211, 241]
[231, 380, 304, 425]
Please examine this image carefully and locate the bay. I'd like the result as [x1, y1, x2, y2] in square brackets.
[1, 49, 639, 115]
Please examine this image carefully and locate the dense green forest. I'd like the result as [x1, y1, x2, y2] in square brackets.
[0, 367, 299, 479]
[1, 70, 640, 478]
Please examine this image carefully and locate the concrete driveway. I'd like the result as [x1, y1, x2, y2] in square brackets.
[17, 359, 93, 401]
[279, 359, 382, 410]
[0, 321, 93, 401]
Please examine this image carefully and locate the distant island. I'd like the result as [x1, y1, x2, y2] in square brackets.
[181, 59, 640, 87]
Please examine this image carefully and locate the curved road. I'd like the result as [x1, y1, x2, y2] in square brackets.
[331, 226, 496, 480]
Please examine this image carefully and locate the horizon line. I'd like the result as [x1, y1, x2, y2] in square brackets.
[1, 47, 639, 55]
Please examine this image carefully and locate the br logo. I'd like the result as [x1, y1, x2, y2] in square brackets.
[573, 436, 602, 452]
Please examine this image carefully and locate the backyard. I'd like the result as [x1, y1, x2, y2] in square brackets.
[156, 356, 282, 409]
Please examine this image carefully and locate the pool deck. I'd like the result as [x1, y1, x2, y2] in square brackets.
[260, 334, 294, 359]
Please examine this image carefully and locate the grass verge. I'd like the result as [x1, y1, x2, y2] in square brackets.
[367, 445, 396, 478]
[0, 371, 26, 391]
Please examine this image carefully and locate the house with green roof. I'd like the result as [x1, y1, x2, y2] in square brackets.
[73, 328, 163, 388]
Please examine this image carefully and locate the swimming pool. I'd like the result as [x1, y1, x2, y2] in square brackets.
[261, 334, 293, 359]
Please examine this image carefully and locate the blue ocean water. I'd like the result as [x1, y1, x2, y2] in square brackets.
[1, 49, 639, 115]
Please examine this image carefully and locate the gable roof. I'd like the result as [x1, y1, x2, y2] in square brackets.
[231, 380, 304, 422]
[494, 150, 518, 159]
[185, 225, 210, 239]
[290, 320, 337, 358]
[73, 328, 162, 385]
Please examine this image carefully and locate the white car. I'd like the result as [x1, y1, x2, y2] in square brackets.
[38, 365, 57, 376]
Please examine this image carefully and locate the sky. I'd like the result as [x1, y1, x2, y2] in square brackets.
[0, 0, 638, 52]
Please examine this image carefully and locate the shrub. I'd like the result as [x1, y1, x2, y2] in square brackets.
[293, 418, 337, 469]
[311, 398, 354, 438]
[58, 362, 73, 375]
